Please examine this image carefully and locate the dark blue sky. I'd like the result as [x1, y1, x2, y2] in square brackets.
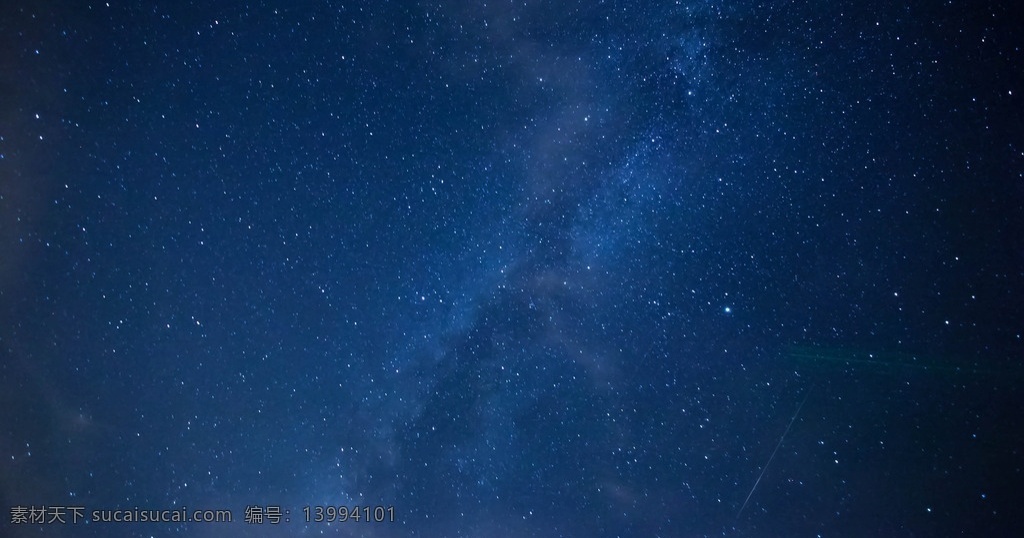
[2, 1, 1021, 536]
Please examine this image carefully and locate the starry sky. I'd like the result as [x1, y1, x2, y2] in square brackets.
[1, 1, 1022, 536]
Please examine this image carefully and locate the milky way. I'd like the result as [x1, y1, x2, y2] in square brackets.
[2, 1, 1021, 536]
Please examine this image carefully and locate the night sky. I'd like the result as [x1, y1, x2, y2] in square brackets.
[2, 1, 1022, 537]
